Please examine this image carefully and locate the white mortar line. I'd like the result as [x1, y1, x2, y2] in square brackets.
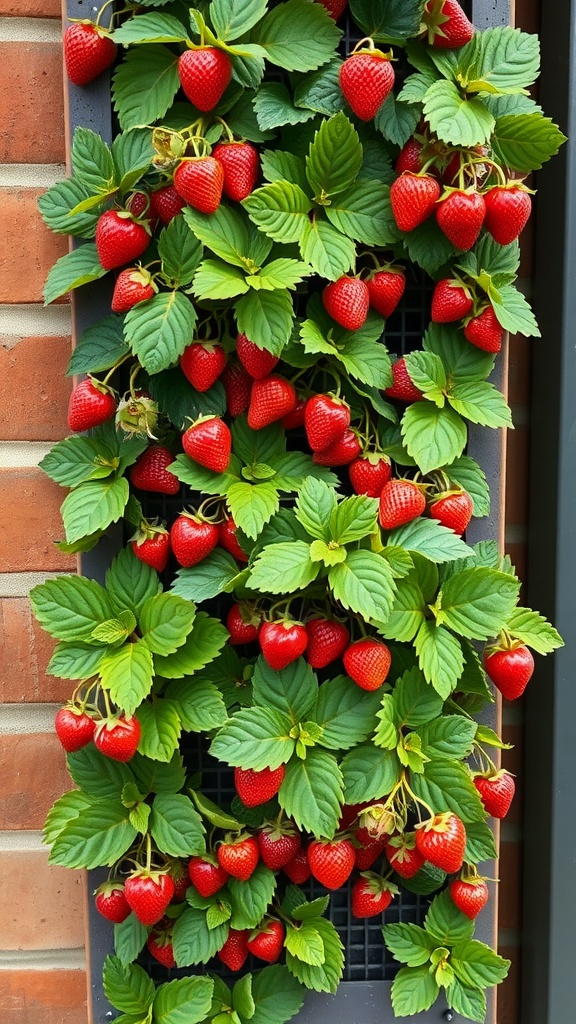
[0, 17, 62, 42]
[0, 305, 71, 337]
[0, 830, 46, 851]
[0, 442, 55, 468]
[0, 165, 66, 188]
[0, 572, 70, 597]
[0, 948, 86, 970]
[0, 704, 59, 734]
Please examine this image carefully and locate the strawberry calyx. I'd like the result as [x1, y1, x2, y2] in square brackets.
[67, 17, 114, 38]
[472, 767, 514, 786]
[349, 37, 395, 62]
[484, 632, 529, 656]
[415, 810, 455, 836]
[358, 870, 399, 896]
[130, 518, 169, 546]
[114, 208, 153, 236]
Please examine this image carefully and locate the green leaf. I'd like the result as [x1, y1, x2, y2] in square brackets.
[325, 179, 398, 247]
[124, 291, 197, 375]
[211, 0, 269, 40]
[465, 26, 540, 92]
[100, 641, 154, 715]
[299, 217, 356, 279]
[139, 593, 195, 656]
[402, 216, 457, 275]
[286, 916, 344, 994]
[448, 979, 486, 1024]
[158, 216, 203, 287]
[249, 541, 318, 594]
[403, 351, 446, 406]
[423, 80, 495, 147]
[165, 676, 227, 732]
[425, 889, 475, 945]
[253, 0, 341, 72]
[60, 476, 128, 544]
[375, 92, 420, 147]
[67, 316, 128, 376]
[386, 519, 472, 563]
[414, 621, 465, 699]
[491, 282, 540, 337]
[228, 863, 277, 929]
[447, 455, 490, 518]
[44, 790, 92, 844]
[30, 575, 114, 642]
[252, 657, 318, 722]
[285, 921, 325, 965]
[91, 611, 136, 644]
[38, 177, 100, 238]
[71, 127, 115, 192]
[112, 12, 189, 43]
[401, 402, 467, 474]
[254, 82, 316, 130]
[294, 476, 336, 540]
[112, 129, 154, 192]
[235, 289, 295, 355]
[150, 794, 205, 857]
[491, 111, 567, 171]
[390, 964, 439, 1016]
[383, 923, 436, 968]
[112, 45, 180, 130]
[250, 965, 305, 1024]
[67, 746, 134, 799]
[243, 181, 313, 244]
[376, 575, 426, 643]
[44, 244, 106, 303]
[131, 750, 186, 795]
[436, 567, 520, 640]
[393, 666, 445, 728]
[294, 62, 342, 117]
[192, 258, 249, 300]
[114, 915, 148, 966]
[210, 707, 295, 770]
[340, 745, 400, 803]
[410, 758, 485, 824]
[232, 974, 255, 1020]
[184, 204, 252, 266]
[135, 699, 182, 763]
[252, 258, 312, 291]
[448, 381, 513, 428]
[418, 715, 477, 761]
[227, 480, 280, 539]
[49, 799, 136, 868]
[153, 612, 228, 679]
[316, 675, 381, 750]
[306, 112, 363, 201]
[465, 820, 497, 864]
[106, 547, 162, 619]
[103, 956, 155, 1015]
[173, 907, 229, 966]
[504, 607, 563, 654]
[153, 976, 214, 1024]
[171, 549, 242, 603]
[147, 368, 226, 430]
[451, 939, 510, 988]
[48, 641, 106, 679]
[39, 436, 116, 488]
[329, 549, 396, 623]
[279, 749, 343, 838]
[349, 0, 424, 42]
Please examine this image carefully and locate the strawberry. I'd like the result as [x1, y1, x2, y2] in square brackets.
[415, 812, 467, 873]
[173, 158, 224, 215]
[124, 871, 175, 926]
[259, 620, 308, 670]
[182, 416, 232, 473]
[247, 920, 285, 963]
[95, 210, 150, 271]
[63, 22, 117, 87]
[94, 881, 130, 923]
[284, 847, 311, 884]
[312, 429, 361, 466]
[247, 375, 297, 429]
[94, 716, 141, 762]
[282, 396, 307, 430]
[384, 833, 425, 878]
[213, 142, 260, 202]
[352, 874, 395, 918]
[111, 267, 156, 313]
[464, 305, 504, 352]
[349, 454, 392, 496]
[68, 378, 116, 432]
[306, 618, 350, 669]
[130, 445, 180, 495]
[168, 860, 190, 902]
[188, 856, 229, 897]
[217, 835, 260, 881]
[484, 186, 532, 245]
[384, 357, 424, 403]
[55, 707, 95, 752]
[258, 823, 301, 870]
[367, 269, 406, 318]
[218, 929, 249, 971]
[178, 47, 232, 112]
[390, 172, 441, 232]
[395, 138, 424, 175]
[219, 517, 249, 563]
[149, 185, 186, 225]
[473, 770, 516, 818]
[115, 390, 158, 438]
[379, 479, 426, 529]
[130, 521, 171, 572]
[339, 50, 395, 122]
[343, 638, 392, 691]
[354, 829, 387, 871]
[180, 341, 227, 392]
[304, 393, 350, 452]
[308, 838, 356, 889]
[170, 513, 219, 567]
[449, 878, 489, 919]
[236, 333, 279, 379]
[323, 276, 370, 330]
[484, 645, 534, 699]
[429, 489, 474, 535]
[234, 765, 285, 807]
[423, 0, 475, 48]
[147, 921, 176, 969]
[436, 190, 486, 250]
[315, 0, 347, 17]
[227, 603, 260, 645]
[126, 190, 156, 227]
[431, 278, 474, 322]
[222, 360, 252, 417]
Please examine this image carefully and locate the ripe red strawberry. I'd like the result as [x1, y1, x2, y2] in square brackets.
[213, 142, 260, 202]
[236, 333, 278, 379]
[431, 278, 474, 322]
[94, 716, 141, 762]
[473, 770, 516, 818]
[188, 856, 229, 897]
[94, 881, 130, 923]
[340, 50, 395, 122]
[247, 920, 285, 963]
[367, 269, 406, 318]
[64, 22, 117, 86]
[314, 0, 347, 17]
[323, 276, 370, 330]
[234, 765, 285, 807]
[258, 823, 301, 870]
[436, 190, 486, 250]
[130, 521, 171, 573]
[423, 0, 475, 48]
[111, 267, 155, 313]
[390, 172, 441, 232]
[449, 878, 489, 919]
[222, 360, 252, 417]
[259, 620, 308, 670]
[170, 513, 219, 568]
[217, 836, 260, 881]
[168, 860, 190, 902]
[379, 479, 426, 529]
[173, 158, 224, 215]
[306, 618, 350, 669]
[415, 812, 466, 873]
[68, 378, 116, 432]
[343, 638, 392, 691]
[485, 644, 534, 699]
[304, 393, 350, 452]
[352, 874, 395, 918]
[284, 847, 311, 884]
[95, 210, 150, 270]
[282, 396, 307, 430]
[247, 375, 296, 429]
[464, 306, 504, 352]
[313, 429, 361, 466]
[178, 47, 232, 112]
[147, 922, 176, 969]
[124, 871, 175, 926]
[354, 829, 387, 871]
[384, 357, 424, 403]
[227, 603, 260, 645]
[218, 929, 249, 971]
[308, 839, 356, 889]
[130, 445, 180, 495]
[429, 489, 474, 535]
[219, 517, 249, 563]
[180, 341, 227, 392]
[349, 454, 392, 496]
[182, 416, 232, 473]
[149, 185, 186, 225]
[395, 138, 424, 175]
[55, 707, 95, 752]
[384, 833, 425, 879]
[126, 190, 156, 228]
[484, 186, 532, 245]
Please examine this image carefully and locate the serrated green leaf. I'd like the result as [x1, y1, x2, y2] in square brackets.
[285, 921, 325, 965]
[235, 288, 295, 354]
[124, 291, 197, 375]
[228, 862, 277, 929]
[279, 749, 343, 838]
[253, 0, 340, 72]
[60, 476, 128, 544]
[44, 244, 107, 303]
[103, 956, 155, 1016]
[418, 715, 476, 760]
[464, 26, 540, 92]
[285, 916, 344, 993]
[448, 978, 486, 1024]
[464, 820, 497, 864]
[153, 612, 229, 679]
[374, 694, 398, 750]
[393, 667, 445, 728]
[158, 216, 203, 288]
[210, 707, 295, 770]
[447, 455, 490, 518]
[244, 180, 313, 244]
[30, 575, 114, 642]
[425, 889, 475, 945]
[249, 540, 318, 593]
[294, 61, 342, 117]
[491, 111, 566, 171]
[491, 282, 540, 337]
[340, 744, 400, 803]
[403, 350, 447, 405]
[375, 92, 420, 147]
[153, 975, 214, 1024]
[39, 435, 116, 488]
[139, 592, 195, 656]
[299, 216, 356, 279]
[131, 750, 186, 795]
[44, 790, 92, 844]
[315, 675, 381, 750]
[349, 0, 424, 42]
[171, 551, 242, 603]
[173, 907, 229, 966]
[390, 964, 439, 1016]
[436, 567, 520, 640]
[377, 575, 426, 643]
[67, 746, 134, 799]
[329, 549, 396, 623]
[135, 699, 181, 763]
[227, 480, 280, 539]
[383, 922, 436, 968]
[67, 316, 128, 376]
[112, 11, 189, 43]
[306, 112, 363, 201]
[451, 939, 510, 987]
[49, 799, 136, 868]
[448, 381, 513, 428]
[47, 641, 106, 680]
[112, 45, 180, 129]
[252, 656, 318, 722]
[504, 607, 563, 653]
[38, 177, 100, 238]
[165, 676, 227, 732]
[254, 82, 316, 131]
[423, 80, 495, 147]
[100, 640, 154, 715]
[401, 402, 467, 474]
[414, 621, 465, 699]
[410, 758, 485, 824]
[184, 204, 252, 265]
[294, 476, 336, 540]
[114, 915, 149, 966]
[402, 217, 457, 275]
[105, 547, 162, 619]
[150, 793, 205, 857]
[249, 965, 304, 1024]
[386, 518, 472, 563]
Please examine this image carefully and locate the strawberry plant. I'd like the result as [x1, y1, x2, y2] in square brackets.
[33, 0, 565, 1021]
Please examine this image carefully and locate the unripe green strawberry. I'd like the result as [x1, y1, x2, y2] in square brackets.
[178, 47, 232, 111]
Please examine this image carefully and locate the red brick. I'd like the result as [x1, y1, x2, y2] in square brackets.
[0, 0, 61, 14]
[0, 43, 65, 164]
[0, 598, 76, 703]
[0, 733, 72, 830]
[0, 334, 72, 440]
[0, 970, 88, 1024]
[0, 189, 68, 304]
[0, 468, 75, 571]
[0, 850, 85, 949]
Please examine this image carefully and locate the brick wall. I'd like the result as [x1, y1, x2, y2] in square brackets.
[0, 5, 89, 1022]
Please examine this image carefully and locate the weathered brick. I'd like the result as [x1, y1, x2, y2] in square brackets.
[0, 0, 60, 14]
[0, 334, 72, 440]
[0, 733, 71, 830]
[0, 969, 88, 1024]
[0, 850, 85, 949]
[0, 468, 75, 571]
[0, 598, 73, 703]
[0, 189, 68, 304]
[0, 44, 65, 164]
